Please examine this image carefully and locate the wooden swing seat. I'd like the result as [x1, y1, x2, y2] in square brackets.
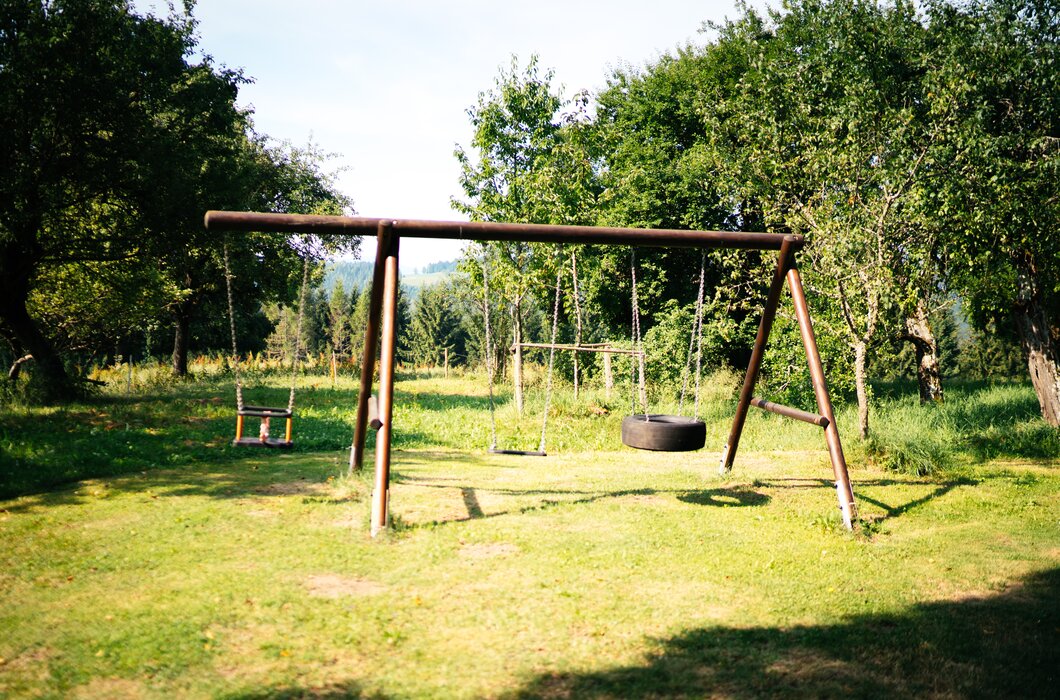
[232, 436, 294, 449]
[233, 405, 294, 448]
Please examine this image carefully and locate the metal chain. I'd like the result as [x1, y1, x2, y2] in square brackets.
[287, 249, 312, 412]
[222, 239, 244, 412]
[537, 261, 563, 454]
[570, 250, 583, 397]
[482, 256, 498, 450]
[630, 250, 647, 417]
[679, 251, 707, 418]
[692, 252, 707, 421]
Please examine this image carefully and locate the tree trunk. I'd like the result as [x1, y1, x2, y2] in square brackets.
[1014, 256, 1060, 426]
[0, 292, 76, 401]
[171, 307, 190, 377]
[902, 300, 944, 404]
[854, 341, 869, 439]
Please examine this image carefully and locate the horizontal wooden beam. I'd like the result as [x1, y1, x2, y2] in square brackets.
[204, 211, 800, 252]
[749, 396, 829, 428]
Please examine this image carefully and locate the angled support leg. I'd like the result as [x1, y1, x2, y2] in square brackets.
[721, 237, 797, 473]
[787, 265, 857, 529]
[370, 233, 400, 537]
[350, 221, 393, 473]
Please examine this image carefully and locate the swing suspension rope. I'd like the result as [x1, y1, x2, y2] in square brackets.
[678, 251, 708, 420]
[629, 250, 648, 417]
[481, 250, 563, 455]
[482, 257, 499, 451]
[537, 262, 563, 454]
[222, 237, 311, 414]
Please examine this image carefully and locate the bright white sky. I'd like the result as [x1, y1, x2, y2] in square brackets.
[179, 0, 760, 270]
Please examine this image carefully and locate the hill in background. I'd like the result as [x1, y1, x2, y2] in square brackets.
[323, 259, 459, 297]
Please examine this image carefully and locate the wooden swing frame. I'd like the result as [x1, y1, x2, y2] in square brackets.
[205, 211, 859, 534]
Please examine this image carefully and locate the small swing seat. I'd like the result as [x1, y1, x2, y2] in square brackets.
[238, 405, 292, 419]
[233, 405, 295, 449]
[232, 436, 294, 449]
[488, 448, 547, 457]
[622, 414, 706, 452]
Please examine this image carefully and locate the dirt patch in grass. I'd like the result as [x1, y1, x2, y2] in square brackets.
[1, 646, 54, 683]
[255, 480, 330, 497]
[458, 543, 519, 559]
[71, 677, 146, 699]
[303, 574, 386, 598]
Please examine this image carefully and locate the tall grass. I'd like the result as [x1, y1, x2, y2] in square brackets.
[0, 359, 1055, 500]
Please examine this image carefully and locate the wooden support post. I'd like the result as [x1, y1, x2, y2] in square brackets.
[444, 348, 449, 378]
[787, 265, 857, 529]
[721, 237, 796, 474]
[350, 222, 392, 473]
[235, 414, 244, 441]
[371, 234, 400, 537]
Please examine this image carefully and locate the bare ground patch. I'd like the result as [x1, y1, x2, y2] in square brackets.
[255, 480, 330, 497]
[303, 574, 386, 598]
[71, 677, 146, 699]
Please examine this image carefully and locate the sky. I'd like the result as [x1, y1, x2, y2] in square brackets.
[174, 1, 761, 270]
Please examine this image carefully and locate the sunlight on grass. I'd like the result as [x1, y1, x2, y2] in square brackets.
[1, 366, 1057, 698]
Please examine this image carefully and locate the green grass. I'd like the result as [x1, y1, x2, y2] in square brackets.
[0, 366, 1057, 698]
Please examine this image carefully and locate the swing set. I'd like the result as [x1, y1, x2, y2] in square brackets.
[205, 211, 859, 534]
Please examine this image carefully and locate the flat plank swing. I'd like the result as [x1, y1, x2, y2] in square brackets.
[204, 212, 859, 534]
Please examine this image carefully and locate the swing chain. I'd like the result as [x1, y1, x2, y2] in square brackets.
[537, 256, 564, 454]
[288, 247, 312, 413]
[630, 250, 648, 417]
[482, 254, 498, 451]
[679, 251, 708, 420]
[222, 238, 245, 412]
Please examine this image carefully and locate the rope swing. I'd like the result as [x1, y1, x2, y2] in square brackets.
[223, 237, 311, 449]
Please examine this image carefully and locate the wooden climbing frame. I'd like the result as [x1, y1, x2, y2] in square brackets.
[204, 211, 858, 534]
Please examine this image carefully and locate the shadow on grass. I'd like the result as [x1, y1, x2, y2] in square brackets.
[394, 476, 771, 530]
[759, 476, 978, 523]
[223, 681, 390, 700]
[503, 566, 1060, 699]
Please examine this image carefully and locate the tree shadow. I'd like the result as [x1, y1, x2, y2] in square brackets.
[222, 680, 390, 699]
[393, 477, 771, 529]
[756, 476, 977, 524]
[504, 566, 1060, 699]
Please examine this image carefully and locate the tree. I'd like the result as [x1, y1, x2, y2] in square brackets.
[454, 56, 588, 411]
[925, 0, 1060, 425]
[701, 0, 945, 436]
[0, 0, 242, 398]
[405, 281, 466, 368]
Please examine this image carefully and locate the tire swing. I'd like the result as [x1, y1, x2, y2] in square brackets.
[621, 250, 707, 452]
[222, 238, 311, 449]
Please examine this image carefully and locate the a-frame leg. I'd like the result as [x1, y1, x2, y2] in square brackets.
[370, 234, 400, 537]
[786, 265, 857, 529]
[350, 221, 393, 473]
[720, 237, 797, 473]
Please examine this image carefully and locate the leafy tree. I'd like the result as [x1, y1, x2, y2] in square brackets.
[454, 56, 592, 411]
[924, 0, 1060, 425]
[0, 0, 243, 398]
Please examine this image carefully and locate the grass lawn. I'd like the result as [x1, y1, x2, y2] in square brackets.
[1, 370, 1058, 698]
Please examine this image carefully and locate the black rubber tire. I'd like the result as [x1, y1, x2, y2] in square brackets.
[621, 414, 706, 452]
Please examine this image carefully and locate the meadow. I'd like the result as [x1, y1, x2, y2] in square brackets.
[0, 363, 1057, 698]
